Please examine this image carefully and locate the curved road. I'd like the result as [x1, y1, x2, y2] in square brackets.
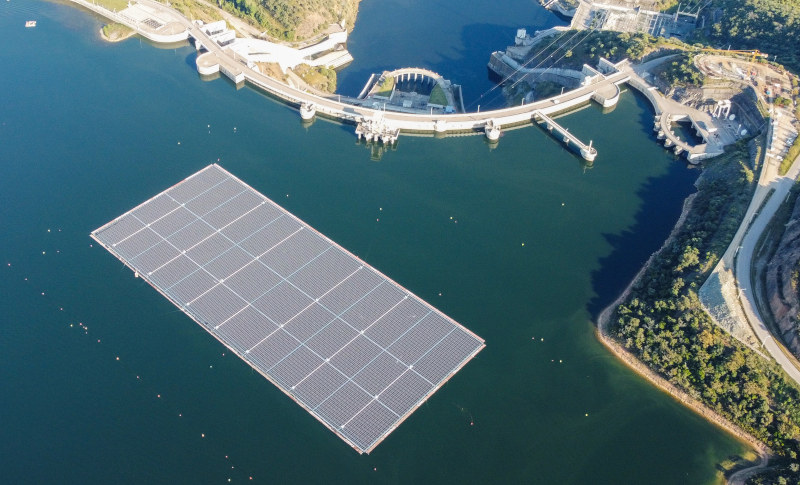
[125, 0, 632, 133]
[735, 153, 800, 384]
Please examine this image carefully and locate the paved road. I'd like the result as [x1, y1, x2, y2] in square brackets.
[136, 0, 633, 132]
[735, 153, 800, 384]
[692, 49, 800, 384]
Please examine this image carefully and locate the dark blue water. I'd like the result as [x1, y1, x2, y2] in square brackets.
[337, 0, 565, 108]
[0, 1, 749, 483]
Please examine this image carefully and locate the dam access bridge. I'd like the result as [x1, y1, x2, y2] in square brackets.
[191, 16, 630, 162]
[67, 0, 726, 163]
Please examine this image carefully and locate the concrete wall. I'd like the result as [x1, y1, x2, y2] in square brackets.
[591, 83, 621, 107]
[488, 52, 585, 89]
[627, 77, 663, 115]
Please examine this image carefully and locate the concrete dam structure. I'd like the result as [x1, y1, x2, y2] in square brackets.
[67, 0, 728, 163]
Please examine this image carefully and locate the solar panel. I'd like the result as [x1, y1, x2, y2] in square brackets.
[91, 164, 485, 454]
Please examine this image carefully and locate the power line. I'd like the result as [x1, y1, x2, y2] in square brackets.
[471, 20, 603, 109]
[466, 29, 586, 108]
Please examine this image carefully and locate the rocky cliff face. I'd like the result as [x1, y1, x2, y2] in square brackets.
[766, 194, 800, 356]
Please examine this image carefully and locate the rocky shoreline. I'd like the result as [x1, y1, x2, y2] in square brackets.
[595, 191, 771, 482]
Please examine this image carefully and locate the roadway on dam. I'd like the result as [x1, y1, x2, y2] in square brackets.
[68, 0, 727, 165]
[72, 0, 631, 134]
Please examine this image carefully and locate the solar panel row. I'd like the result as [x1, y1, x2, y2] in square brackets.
[92, 164, 484, 453]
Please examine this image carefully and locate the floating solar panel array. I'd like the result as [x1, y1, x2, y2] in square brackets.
[91, 164, 485, 453]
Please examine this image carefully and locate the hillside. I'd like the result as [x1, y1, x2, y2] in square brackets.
[707, 0, 800, 73]
[765, 192, 800, 358]
[215, 0, 360, 41]
[606, 140, 800, 483]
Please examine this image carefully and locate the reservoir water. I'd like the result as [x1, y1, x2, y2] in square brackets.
[1, 1, 749, 483]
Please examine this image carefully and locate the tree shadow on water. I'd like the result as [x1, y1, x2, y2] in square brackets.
[586, 161, 699, 321]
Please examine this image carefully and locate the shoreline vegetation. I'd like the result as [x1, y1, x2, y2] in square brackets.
[99, 23, 134, 42]
[80, 0, 800, 480]
[595, 193, 771, 479]
[597, 136, 800, 483]
[93, 0, 361, 43]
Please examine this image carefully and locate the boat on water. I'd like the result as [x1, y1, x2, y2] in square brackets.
[25, 20, 37, 27]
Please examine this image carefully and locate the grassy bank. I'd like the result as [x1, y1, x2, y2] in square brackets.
[293, 64, 336, 93]
[92, 0, 128, 11]
[100, 22, 133, 42]
[604, 138, 800, 482]
[429, 84, 447, 106]
[780, 138, 800, 175]
[163, 0, 224, 24]
[373, 76, 394, 98]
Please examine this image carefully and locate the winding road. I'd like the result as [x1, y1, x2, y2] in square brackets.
[734, 152, 800, 384]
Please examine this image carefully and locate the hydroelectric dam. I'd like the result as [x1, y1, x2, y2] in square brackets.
[67, 0, 726, 163]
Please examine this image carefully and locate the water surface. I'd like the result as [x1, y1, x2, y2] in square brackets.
[0, 2, 747, 483]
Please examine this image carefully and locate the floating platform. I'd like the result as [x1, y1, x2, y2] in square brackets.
[91, 164, 485, 454]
